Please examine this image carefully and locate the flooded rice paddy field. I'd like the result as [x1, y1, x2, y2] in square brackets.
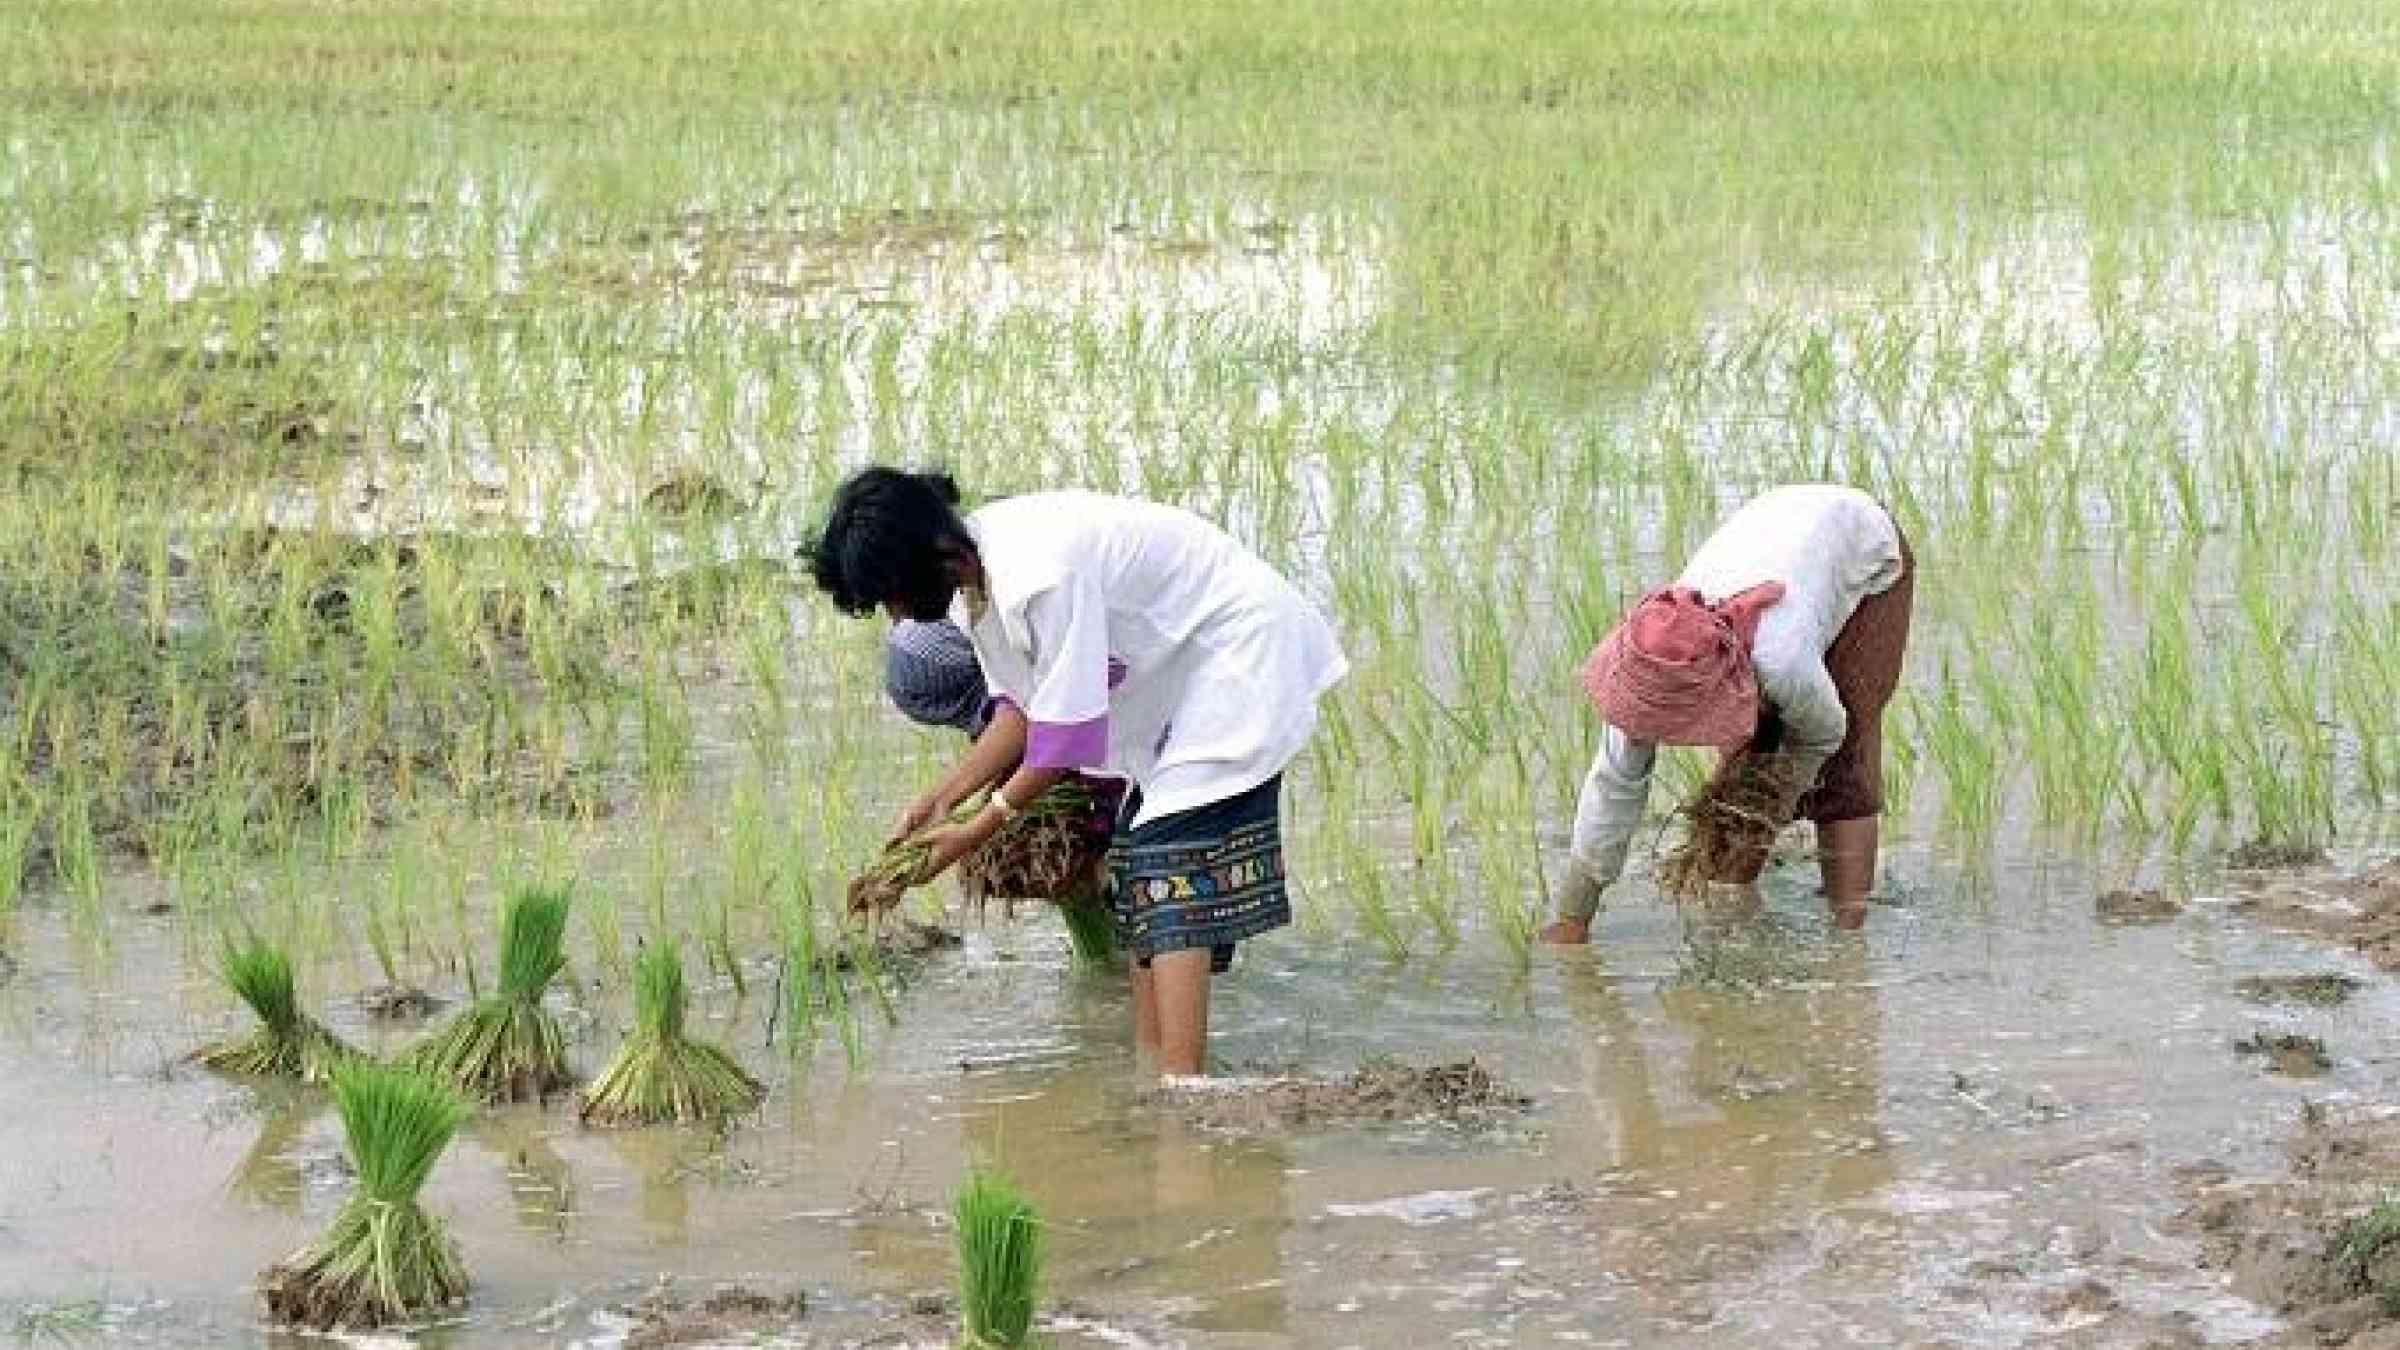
[8, 0, 2400, 1344]
[8, 837, 2400, 1347]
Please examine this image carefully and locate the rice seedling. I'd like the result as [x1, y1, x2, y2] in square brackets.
[407, 886, 575, 1104]
[953, 1164, 1043, 1349]
[195, 939, 357, 1083]
[1657, 750, 1811, 903]
[956, 780, 1120, 917]
[579, 941, 764, 1127]
[1054, 880, 1119, 966]
[260, 1061, 471, 1330]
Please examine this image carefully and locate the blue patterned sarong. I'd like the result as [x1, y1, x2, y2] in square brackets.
[1109, 775, 1289, 970]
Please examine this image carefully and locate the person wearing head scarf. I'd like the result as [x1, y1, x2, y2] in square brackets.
[1543, 485, 1915, 941]
[810, 468, 1348, 1077]
[884, 617, 995, 739]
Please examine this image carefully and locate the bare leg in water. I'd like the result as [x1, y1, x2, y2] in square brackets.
[1817, 816, 1876, 929]
[1129, 949, 1213, 1075]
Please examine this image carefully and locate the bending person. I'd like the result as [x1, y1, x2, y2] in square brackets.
[1542, 485, 1914, 941]
[808, 468, 1347, 1075]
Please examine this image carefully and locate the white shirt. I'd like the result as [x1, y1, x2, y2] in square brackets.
[1561, 486, 1904, 915]
[953, 491, 1349, 828]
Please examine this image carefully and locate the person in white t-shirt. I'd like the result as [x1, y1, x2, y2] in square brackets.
[806, 468, 1348, 1076]
[1542, 485, 1916, 941]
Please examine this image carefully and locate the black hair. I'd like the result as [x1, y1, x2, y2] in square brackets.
[803, 467, 974, 618]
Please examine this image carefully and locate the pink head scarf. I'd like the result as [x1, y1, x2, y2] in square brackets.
[1579, 582, 1787, 746]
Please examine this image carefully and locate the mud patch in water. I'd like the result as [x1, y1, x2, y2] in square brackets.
[2233, 1031, 2334, 1078]
[2229, 840, 2336, 872]
[1150, 1057, 1533, 1133]
[2096, 887, 2184, 926]
[2235, 860, 2400, 970]
[2237, 974, 2364, 1008]
[357, 984, 447, 1021]
[613, 1280, 809, 1350]
[2177, 1105, 2400, 1346]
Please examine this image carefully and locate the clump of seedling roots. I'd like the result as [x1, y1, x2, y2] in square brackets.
[261, 1061, 471, 1329]
[580, 941, 764, 1126]
[1659, 750, 1811, 901]
[407, 886, 574, 1103]
[195, 939, 357, 1082]
[850, 779, 1122, 964]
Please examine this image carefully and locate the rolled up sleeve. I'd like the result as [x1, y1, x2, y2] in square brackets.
[1558, 725, 1656, 918]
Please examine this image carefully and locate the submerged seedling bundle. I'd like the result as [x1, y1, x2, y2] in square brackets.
[408, 886, 574, 1102]
[953, 1165, 1043, 1349]
[195, 939, 356, 1082]
[580, 940, 764, 1126]
[261, 1061, 470, 1329]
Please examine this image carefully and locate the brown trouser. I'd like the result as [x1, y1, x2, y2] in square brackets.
[1735, 527, 1916, 823]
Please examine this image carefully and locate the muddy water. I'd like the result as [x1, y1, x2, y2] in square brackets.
[3, 834, 2393, 1347]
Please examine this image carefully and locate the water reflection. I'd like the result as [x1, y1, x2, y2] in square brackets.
[845, 1055, 1295, 1336]
[470, 1111, 579, 1243]
[1559, 925, 1891, 1286]
[226, 1091, 325, 1214]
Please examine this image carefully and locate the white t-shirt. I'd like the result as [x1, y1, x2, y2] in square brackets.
[1562, 486, 1904, 913]
[952, 491, 1349, 828]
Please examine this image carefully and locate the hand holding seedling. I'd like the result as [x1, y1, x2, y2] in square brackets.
[889, 787, 957, 845]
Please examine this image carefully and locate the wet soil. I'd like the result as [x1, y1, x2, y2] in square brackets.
[2235, 860, 2400, 970]
[2178, 1105, 2400, 1346]
[1153, 1057, 1535, 1133]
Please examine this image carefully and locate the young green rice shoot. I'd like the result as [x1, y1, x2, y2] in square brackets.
[406, 885, 574, 1103]
[953, 1164, 1044, 1349]
[260, 1061, 471, 1330]
[195, 939, 357, 1083]
[579, 940, 764, 1127]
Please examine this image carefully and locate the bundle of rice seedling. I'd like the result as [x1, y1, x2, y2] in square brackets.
[580, 941, 764, 1126]
[407, 886, 574, 1103]
[260, 1061, 470, 1329]
[196, 940, 357, 1082]
[1657, 749, 1811, 902]
[953, 1165, 1043, 1349]
[957, 779, 1120, 912]
[846, 800, 981, 917]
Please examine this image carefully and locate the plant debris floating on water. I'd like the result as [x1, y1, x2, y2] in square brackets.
[194, 939, 357, 1082]
[1658, 750, 1810, 902]
[953, 1165, 1043, 1349]
[407, 886, 575, 1103]
[260, 1061, 471, 1330]
[580, 941, 764, 1127]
